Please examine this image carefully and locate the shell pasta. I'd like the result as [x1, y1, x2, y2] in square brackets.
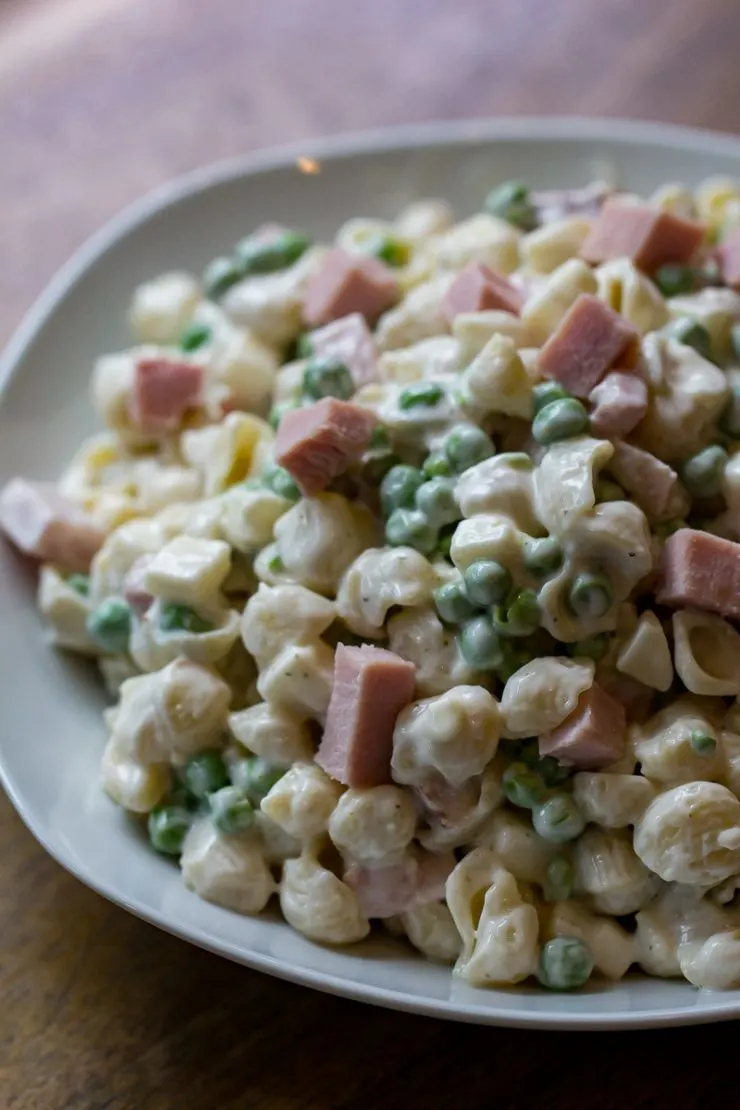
[10, 175, 740, 994]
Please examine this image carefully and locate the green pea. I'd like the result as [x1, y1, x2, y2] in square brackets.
[567, 572, 612, 620]
[502, 452, 535, 471]
[415, 477, 459, 527]
[183, 750, 229, 800]
[235, 229, 312, 274]
[302, 356, 354, 401]
[148, 805, 192, 856]
[370, 425, 390, 450]
[433, 580, 477, 625]
[295, 332, 315, 359]
[463, 560, 512, 607]
[458, 615, 504, 670]
[495, 640, 534, 682]
[67, 573, 90, 597]
[364, 452, 400, 485]
[398, 382, 445, 410]
[444, 424, 495, 472]
[366, 234, 411, 268]
[533, 794, 586, 844]
[202, 256, 245, 300]
[159, 603, 213, 635]
[493, 588, 540, 638]
[532, 398, 590, 445]
[484, 181, 538, 231]
[538, 936, 594, 991]
[543, 856, 574, 902]
[179, 322, 212, 352]
[498, 737, 540, 766]
[568, 633, 609, 662]
[538, 755, 573, 788]
[423, 450, 453, 478]
[681, 445, 728, 498]
[532, 380, 571, 415]
[690, 730, 717, 756]
[380, 465, 424, 515]
[653, 518, 686, 539]
[209, 786, 256, 834]
[262, 464, 302, 502]
[720, 384, 740, 439]
[654, 263, 695, 297]
[231, 756, 286, 803]
[385, 508, 438, 554]
[86, 597, 132, 654]
[665, 317, 712, 359]
[435, 525, 456, 560]
[268, 400, 300, 430]
[594, 477, 625, 503]
[523, 536, 562, 578]
[502, 762, 547, 809]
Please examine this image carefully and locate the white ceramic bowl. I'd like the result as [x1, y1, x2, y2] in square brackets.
[5, 117, 740, 1029]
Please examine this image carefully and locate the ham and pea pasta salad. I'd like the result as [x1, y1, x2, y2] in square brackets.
[11, 175, 740, 993]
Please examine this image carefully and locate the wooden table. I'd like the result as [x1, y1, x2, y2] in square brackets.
[3, 1, 740, 1104]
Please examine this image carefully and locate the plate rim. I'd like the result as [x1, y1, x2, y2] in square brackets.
[5, 114, 740, 1028]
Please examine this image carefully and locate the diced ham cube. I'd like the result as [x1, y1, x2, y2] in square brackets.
[580, 201, 705, 272]
[123, 554, 155, 616]
[309, 313, 378, 386]
[716, 229, 740, 290]
[537, 294, 639, 397]
[344, 858, 418, 918]
[275, 397, 377, 497]
[598, 673, 654, 724]
[316, 644, 416, 788]
[440, 262, 523, 323]
[533, 181, 613, 224]
[539, 683, 626, 769]
[588, 371, 649, 438]
[657, 528, 740, 619]
[608, 439, 689, 521]
[131, 357, 204, 432]
[302, 249, 398, 327]
[344, 849, 455, 918]
[0, 478, 104, 572]
[415, 776, 480, 828]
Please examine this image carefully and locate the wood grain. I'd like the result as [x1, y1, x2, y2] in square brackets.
[3, 1, 740, 1105]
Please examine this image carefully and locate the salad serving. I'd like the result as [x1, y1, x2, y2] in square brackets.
[5, 172, 740, 993]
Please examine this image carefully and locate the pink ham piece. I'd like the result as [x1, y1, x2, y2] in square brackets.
[657, 528, 740, 619]
[130, 357, 204, 433]
[539, 683, 626, 769]
[309, 312, 378, 386]
[122, 554, 155, 616]
[302, 249, 398, 327]
[716, 229, 740, 289]
[580, 200, 705, 272]
[344, 849, 455, 919]
[608, 439, 689, 521]
[316, 644, 416, 788]
[275, 397, 377, 497]
[0, 478, 104, 573]
[440, 262, 523, 323]
[588, 371, 649, 438]
[537, 294, 639, 397]
[599, 673, 654, 725]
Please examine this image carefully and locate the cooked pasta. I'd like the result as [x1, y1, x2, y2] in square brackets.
[10, 175, 740, 995]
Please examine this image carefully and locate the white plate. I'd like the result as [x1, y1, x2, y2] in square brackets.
[4, 116, 740, 1029]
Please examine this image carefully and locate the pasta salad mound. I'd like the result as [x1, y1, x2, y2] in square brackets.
[7, 175, 740, 992]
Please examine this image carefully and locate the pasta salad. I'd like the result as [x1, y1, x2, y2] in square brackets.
[7, 174, 740, 992]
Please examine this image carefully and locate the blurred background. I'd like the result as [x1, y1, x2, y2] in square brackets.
[3, 0, 740, 349]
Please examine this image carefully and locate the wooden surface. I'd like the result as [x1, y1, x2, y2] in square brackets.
[3, 0, 740, 1105]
